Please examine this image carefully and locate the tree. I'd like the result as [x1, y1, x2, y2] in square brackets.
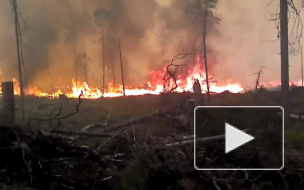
[269, 0, 304, 126]
[94, 9, 111, 96]
[12, 0, 25, 125]
[250, 66, 266, 91]
[280, 0, 290, 126]
[186, 0, 219, 103]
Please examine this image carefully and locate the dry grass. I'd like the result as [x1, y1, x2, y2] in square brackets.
[3, 89, 304, 149]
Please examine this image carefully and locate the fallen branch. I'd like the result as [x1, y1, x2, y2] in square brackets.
[165, 134, 225, 147]
[278, 112, 304, 120]
[289, 113, 304, 120]
[27, 94, 83, 127]
[49, 129, 114, 138]
[81, 123, 104, 132]
[97, 128, 125, 150]
[179, 135, 194, 141]
[166, 129, 249, 147]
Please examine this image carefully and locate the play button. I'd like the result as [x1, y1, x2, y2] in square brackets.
[194, 106, 283, 170]
[225, 123, 254, 154]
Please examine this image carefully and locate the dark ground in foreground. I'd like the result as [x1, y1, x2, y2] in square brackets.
[1, 88, 304, 189]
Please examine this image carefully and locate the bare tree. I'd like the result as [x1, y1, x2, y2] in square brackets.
[161, 0, 219, 94]
[117, 33, 125, 97]
[301, 45, 303, 86]
[186, 0, 219, 103]
[12, 0, 25, 124]
[94, 9, 111, 97]
[74, 40, 78, 88]
[268, 0, 304, 126]
[203, 2, 210, 103]
[250, 66, 266, 91]
[268, 0, 303, 54]
[162, 52, 192, 93]
[280, 0, 290, 126]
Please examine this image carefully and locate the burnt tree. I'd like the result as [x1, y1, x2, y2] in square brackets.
[280, 0, 290, 126]
[186, 0, 219, 103]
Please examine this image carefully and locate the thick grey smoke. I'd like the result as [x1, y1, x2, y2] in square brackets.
[0, 0, 208, 92]
[209, 0, 303, 89]
[0, 0, 297, 92]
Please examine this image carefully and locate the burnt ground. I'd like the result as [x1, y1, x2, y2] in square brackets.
[0, 87, 304, 189]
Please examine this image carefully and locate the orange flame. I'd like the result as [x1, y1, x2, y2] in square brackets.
[260, 80, 304, 89]
[1, 58, 246, 98]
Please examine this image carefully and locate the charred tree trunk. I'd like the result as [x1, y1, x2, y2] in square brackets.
[301, 45, 303, 87]
[203, 2, 210, 104]
[112, 50, 115, 85]
[280, 0, 290, 126]
[102, 25, 106, 96]
[12, 0, 25, 125]
[83, 64, 88, 84]
[255, 66, 265, 91]
[2, 82, 15, 125]
[118, 34, 125, 97]
[74, 41, 78, 88]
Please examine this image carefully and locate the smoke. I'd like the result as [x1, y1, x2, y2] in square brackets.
[0, 0, 298, 92]
[209, 0, 303, 89]
[0, 0, 208, 92]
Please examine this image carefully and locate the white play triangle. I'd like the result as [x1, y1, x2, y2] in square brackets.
[225, 123, 254, 154]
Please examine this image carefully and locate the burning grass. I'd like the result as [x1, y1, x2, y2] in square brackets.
[2, 60, 245, 99]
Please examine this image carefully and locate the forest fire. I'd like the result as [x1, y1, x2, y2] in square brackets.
[2, 61, 244, 99]
[260, 80, 303, 89]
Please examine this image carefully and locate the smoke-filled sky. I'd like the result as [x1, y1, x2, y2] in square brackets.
[0, 0, 302, 91]
[211, 0, 303, 88]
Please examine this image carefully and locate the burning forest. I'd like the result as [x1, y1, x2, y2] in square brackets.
[1, 0, 304, 189]
[0, 0, 302, 99]
[0, 0, 249, 99]
[5, 58, 244, 99]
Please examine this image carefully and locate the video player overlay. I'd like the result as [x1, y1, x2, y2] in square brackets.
[194, 106, 283, 170]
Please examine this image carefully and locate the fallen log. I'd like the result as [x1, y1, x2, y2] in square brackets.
[289, 113, 304, 120]
[49, 129, 114, 137]
[179, 135, 194, 140]
[81, 123, 105, 132]
[165, 134, 225, 147]
[103, 110, 168, 132]
[166, 129, 249, 147]
[278, 112, 304, 120]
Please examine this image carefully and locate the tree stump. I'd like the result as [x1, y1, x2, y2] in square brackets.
[193, 79, 204, 107]
[2, 82, 15, 125]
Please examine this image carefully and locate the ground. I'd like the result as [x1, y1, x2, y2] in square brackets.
[6, 88, 304, 149]
[1, 88, 304, 189]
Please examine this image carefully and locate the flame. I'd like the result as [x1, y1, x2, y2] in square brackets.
[0, 57, 245, 99]
[260, 80, 304, 89]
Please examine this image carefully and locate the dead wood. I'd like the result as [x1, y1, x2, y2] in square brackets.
[81, 123, 104, 132]
[278, 112, 304, 120]
[27, 94, 82, 128]
[162, 47, 195, 93]
[166, 129, 249, 147]
[179, 135, 194, 140]
[165, 134, 225, 147]
[289, 113, 304, 120]
[1, 125, 304, 189]
[49, 129, 114, 138]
